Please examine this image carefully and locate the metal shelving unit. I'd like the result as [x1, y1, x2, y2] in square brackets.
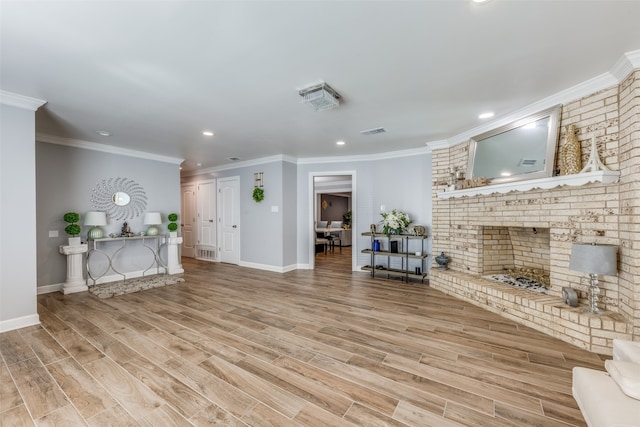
[361, 232, 428, 283]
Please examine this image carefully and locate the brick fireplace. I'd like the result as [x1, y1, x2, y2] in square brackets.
[429, 69, 639, 355]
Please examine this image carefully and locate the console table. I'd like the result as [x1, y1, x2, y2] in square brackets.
[86, 235, 167, 285]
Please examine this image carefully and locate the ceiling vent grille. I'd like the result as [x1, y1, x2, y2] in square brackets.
[518, 158, 537, 167]
[360, 127, 387, 136]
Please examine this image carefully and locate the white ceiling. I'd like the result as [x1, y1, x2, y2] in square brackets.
[2, 1, 640, 172]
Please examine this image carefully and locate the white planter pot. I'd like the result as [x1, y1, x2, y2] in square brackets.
[169, 231, 178, 238]
[68, 236, 82, 246]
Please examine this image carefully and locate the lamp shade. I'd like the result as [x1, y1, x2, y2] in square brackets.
[569, 243, 617, 275]
[143, 212, 162, 225]
[84, 211, 107, 226]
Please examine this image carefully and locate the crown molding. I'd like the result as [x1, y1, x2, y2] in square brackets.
[430, 50, 639, 150]
[611, 49, 640, 81]
[297, 146, 430, 165]
[36, 133, 183, 165]
[183, 154, 298, 176]
[0, 90, 46, 111]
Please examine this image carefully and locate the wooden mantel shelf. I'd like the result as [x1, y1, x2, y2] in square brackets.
[437, 170, 620, 199]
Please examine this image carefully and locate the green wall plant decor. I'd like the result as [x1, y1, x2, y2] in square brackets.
[252, 187, 264, 203]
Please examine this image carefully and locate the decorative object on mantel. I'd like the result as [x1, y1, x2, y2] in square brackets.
[167, 213, 179, 237]
[84, 211, 107, 239]
[435, 252, 450, 270]
[570, 243, 617, 314]
[63, 212, 82, 245]
[91, 177, 147, 220]
[562, 287, 579, 307]
[143, 212, 162, 236]
[580, 136, 610, 173]
[89, 274, 185, 299]
[560, 124, 582, 175]
[380, 209, 411, 235]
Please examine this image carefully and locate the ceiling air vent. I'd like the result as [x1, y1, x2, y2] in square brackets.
[360, 127, 387, 136]
[518, 158, 537, 167]
[226, 157, 241, 161]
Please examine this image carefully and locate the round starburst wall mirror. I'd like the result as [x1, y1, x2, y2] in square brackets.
[90, 177, 147, 221]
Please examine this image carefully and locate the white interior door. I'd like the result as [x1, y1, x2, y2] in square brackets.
[180, 183, 196, 258]
[218, 177, 240, 265]
[197, 180, 217, 257]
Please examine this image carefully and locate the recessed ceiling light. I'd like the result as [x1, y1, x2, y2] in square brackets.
[472, 0, 491, 3]
[202, 131, 214, 136]
[336, 140, 345, 146]
[95, 130, 111, 136]
[478, 112, 494, 119]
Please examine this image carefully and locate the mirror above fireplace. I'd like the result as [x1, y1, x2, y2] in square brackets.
[467, 105, 562, 185]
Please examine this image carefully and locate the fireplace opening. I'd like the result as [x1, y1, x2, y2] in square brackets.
[481, 226, 550, 293]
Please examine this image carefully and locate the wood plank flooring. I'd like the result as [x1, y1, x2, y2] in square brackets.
[1, 248, 604, 426]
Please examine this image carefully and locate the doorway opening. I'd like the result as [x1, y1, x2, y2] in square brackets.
[309, 172, 356, 271]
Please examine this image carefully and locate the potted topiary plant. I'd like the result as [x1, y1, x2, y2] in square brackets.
[63, 212, 82, 245]
[167, 213, 178, 237]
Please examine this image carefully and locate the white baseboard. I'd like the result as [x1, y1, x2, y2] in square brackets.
[238, 261, 306, 273]
[38, 283, 64, 294]
[0, 314, 40, 333]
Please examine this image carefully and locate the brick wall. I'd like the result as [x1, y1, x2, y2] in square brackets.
[430, 69, 639, 354]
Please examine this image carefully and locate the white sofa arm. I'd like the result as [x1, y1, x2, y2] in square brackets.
[613, 339, 640, 363]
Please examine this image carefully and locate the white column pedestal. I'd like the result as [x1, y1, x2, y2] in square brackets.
[59, 244, 88, 294]
[166, 235, 184, 274]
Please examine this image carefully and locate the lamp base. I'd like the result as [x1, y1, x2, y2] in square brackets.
[146, 225, 159, 236]
[584, 273, 604, 315]
[87, 226, 104, 239]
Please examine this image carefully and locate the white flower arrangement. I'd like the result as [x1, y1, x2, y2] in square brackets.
[380, 209, 411, 235]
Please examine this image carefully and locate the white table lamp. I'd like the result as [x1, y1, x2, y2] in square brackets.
[144, 212, 162, 236]
[569, 243, 617, 314]
[84, 211, 107, 239]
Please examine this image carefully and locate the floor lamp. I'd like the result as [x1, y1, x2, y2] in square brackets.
[569, 243, 617, 314]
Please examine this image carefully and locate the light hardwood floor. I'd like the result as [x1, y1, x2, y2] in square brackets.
[1, 248, 603, 426]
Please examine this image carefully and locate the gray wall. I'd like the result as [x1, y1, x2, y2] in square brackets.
[182, 151, 433, 271]
[297, 151, 433, 268]
[182, 160, 288, 268]
[1, 104, 39, 330]
[36, 142, 181, 287]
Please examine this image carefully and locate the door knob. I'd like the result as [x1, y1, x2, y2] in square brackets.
[232, 225, 237, 228]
